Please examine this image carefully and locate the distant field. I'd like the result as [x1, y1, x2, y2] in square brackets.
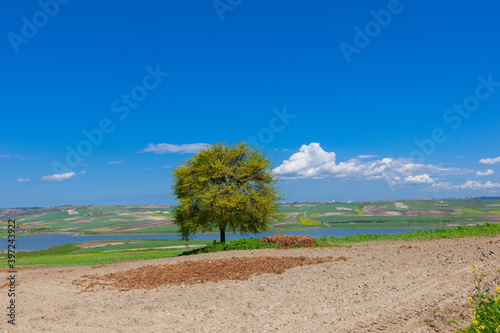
[0, 205, 178, 237]
[1, 198, 500, 237]
[278, 199, 500, 229]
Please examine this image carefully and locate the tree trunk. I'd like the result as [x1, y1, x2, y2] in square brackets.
[220, 227, 226, 243]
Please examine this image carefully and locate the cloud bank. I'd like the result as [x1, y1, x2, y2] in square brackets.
[427, 180, 500, 191]
[273, 143, 471, 185]
[403, 174, 434, 184]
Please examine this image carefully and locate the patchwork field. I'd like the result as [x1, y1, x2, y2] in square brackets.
[279, 198, 500, 230]
[2, 198, 500, 237]
[0, 205, 178, 237]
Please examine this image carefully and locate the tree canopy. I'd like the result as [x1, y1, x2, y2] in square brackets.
[172, 142, 283, 242]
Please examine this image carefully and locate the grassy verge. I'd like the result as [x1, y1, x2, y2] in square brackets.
[8, 248, 186, 268]
[317, 223, 500, 244]
[0, 239, 210, 269]
[72, 239, 211, 253]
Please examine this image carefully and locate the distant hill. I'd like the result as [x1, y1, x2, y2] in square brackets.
[2, 198, 500, 237]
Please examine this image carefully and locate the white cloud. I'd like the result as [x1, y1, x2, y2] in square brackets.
[479, 156, 500, 165]
[476, 169, 494, 177]
[427, 182, 454, 191]
[456, 180, 500, 190]
[0, 154, 10, 158]
[357, 154, 379, 159]
[41, 171, 86, 182]
[273, 143, 337, 179]
[16, 178, 31, 182]
[139, 143, 210, 154]
[404, 174, 434, 184]
[274, 143, 471, 185]
[426, 180, 500, 191]
[160, 165, 173, 168]
[108, 161, 124, 164]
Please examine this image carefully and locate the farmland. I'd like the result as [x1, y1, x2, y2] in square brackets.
[279, 198, 500, 229]
[1, 198, 500, 237]
[6, 227, 500, 332]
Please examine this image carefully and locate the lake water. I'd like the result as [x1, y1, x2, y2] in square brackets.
[1, 228, 432, 251]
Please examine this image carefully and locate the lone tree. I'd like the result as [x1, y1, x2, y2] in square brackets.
[172, 142, 283, 243]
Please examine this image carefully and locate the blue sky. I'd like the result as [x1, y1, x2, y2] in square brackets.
[1, 0, 500, 207]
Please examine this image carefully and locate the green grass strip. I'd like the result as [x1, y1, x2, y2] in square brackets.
[317, 223, 500, 244]
[9, 248, 185, 268]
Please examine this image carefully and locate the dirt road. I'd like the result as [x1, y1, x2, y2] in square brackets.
[2, 236, 499, 332]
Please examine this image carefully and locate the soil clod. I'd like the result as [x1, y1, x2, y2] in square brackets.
[258, 233, 316, 248]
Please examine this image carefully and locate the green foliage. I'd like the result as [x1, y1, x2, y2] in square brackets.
[172, 142, 284, 242]
[180, 238, 279, 255]
[457, 267, 500, 332]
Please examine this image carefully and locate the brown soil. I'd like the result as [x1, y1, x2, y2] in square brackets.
[259, 233, 316, 247]
[3, 236, 500, 332]
[271, 221, 294, 226]
[447, 222, 487, 227]
[422, 209, 462, 214]
[361, 206, 403, 216]
[404, 210, 421, 217]
[72, 256, 348, 292]
[316, 212, 343, 217]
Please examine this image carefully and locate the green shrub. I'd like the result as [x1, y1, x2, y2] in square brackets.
[457, 266, 500, 332]
[181, 238, 279, 256]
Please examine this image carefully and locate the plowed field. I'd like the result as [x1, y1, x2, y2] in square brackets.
[2, 236, 500, 332]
